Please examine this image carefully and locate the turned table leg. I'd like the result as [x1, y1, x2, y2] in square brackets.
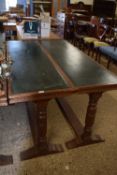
[57, 93, 104, 149]
[0, 155, 13, 166]
[81, 92, 104, 142]
[20, 100, 64, 161]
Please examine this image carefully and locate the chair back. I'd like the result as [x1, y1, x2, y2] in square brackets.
[64, 14, 76, 40]
[90, 16, 99, 26]
[96, 24, 109, 40]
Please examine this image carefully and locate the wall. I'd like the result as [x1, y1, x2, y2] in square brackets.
[0, 0, 6, 12]
[17, 0, 26, 8]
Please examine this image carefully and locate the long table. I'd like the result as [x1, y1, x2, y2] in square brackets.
[1, 39, 117, 164]
[3, 22, 16, 31]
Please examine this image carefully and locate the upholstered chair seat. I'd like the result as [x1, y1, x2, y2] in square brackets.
[82, 19, 110, 55]
[93, 41, 109, 47]
[83, 37, 98, 43]
[99, 46, 117, 60]
[98, 46, 117, 68]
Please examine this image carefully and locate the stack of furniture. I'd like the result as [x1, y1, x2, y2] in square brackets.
[67, 1, 92, 16]
[33, 0, 52, 16]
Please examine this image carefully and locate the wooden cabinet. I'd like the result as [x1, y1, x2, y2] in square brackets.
[93, 0, 116, 18]
[33, 1, 52, 16]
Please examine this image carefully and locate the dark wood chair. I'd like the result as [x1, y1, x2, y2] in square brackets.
[97, 29, 117, 68]
[64, 14, 76, 42]
[82, 17, 110, 55]
[98, 46, 117, 68]
[73, 19, 97, 49]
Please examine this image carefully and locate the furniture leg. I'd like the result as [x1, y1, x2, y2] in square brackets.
[20, 100, 64, 161]
[107, 57, 111, 69]
[82, 92, 103, 141]
[95, 50, 100, 62]
[57, 93, 104, 150]
[0, 155, 13, 166]
[66, 92, 104, 149]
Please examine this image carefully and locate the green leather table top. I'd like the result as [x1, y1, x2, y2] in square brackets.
[7, 41, 67, 94]
[7, 40, 117, 95]
[41, 40, 117, 86]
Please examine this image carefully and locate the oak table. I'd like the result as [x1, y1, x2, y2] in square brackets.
[1, 39, 117, 163]
[3, 22, 16, 31]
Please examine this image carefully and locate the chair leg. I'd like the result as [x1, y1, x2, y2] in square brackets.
[95, 49, 98, 61]
[87, 49, 90, 55]
[74, 39, 77, 46]
[87, 44, 90, 55]
[95, 50, 101, 62]
[87, 43, 93, 56]
[91, 49, 94, 57]
[91, 47, 96, 58]
[86, 43, 90, 55]
[107, 57, 111, 69]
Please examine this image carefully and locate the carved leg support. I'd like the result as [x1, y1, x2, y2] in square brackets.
[95, 48, 101, 62]
[82, 92, 103, 141]
[0, 155, 13, 166]
[65, 92, 104, 149]
[21, 100, 64, 161]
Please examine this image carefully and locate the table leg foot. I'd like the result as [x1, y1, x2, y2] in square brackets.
[66, 135, 105, 149]
[0, 155, 13, 166]
[20, 144, 64, 161]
